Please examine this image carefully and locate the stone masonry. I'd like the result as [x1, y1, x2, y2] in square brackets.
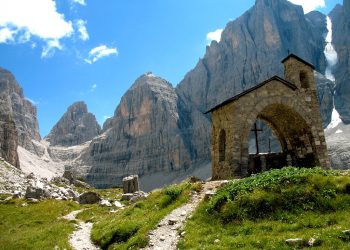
[207, 54, 331, 180]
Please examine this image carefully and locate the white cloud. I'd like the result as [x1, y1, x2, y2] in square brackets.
[0, 27, 17, 43]
[206, 28, 223, 43]
[90, 83, 97, 92]
[85, 45, 118, 64]
[0, 0, 73, 56]
[71, 0, 86, 6]
[76, 19, 89, 41]
[287, 0, 325, 13]
[41, 40, 62, 58]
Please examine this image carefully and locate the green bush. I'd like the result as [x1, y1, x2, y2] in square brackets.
[160, 184, 187, 208]
[207, 167, 350, 222]
[164, 184, 184, 200]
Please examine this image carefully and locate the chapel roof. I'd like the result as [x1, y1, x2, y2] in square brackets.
[205, 75, 297, 114]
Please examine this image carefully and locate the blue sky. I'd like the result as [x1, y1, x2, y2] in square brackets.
[0, 0, 343, 137]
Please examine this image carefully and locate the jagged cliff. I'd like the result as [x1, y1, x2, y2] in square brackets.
[79, 73, 210, 189]
[176, 0, 329, 116]
[330, 0, 350, 123]
[0, 98, 19, 168]
[0, 68, 43, 167]
[45, 101, 100, 146]
[0, 68, 42, 154]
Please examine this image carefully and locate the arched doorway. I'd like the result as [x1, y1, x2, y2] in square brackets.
[244, 103, 317, 175]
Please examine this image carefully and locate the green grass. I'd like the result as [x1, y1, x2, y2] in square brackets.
[178, 167, 350, 249]
[73, 187, 123, 200]
[87, 181, 200, 250]
[0, 199, 80, 250]
[0, 187, 123, 250]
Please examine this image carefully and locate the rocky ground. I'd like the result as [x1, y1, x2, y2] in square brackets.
[325, 112, 350, 169]
[143, 180, 228, 250]
[62, 210, 100, 250]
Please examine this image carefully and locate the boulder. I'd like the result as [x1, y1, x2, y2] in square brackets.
[63, 170, 74, 184]
[121, 193, 133, 201]
[308, 237, 322, 247]
[100, 199, 112, 207]
[122, 175, 139, 193]
[129, 191, 148, 203]
[113, 201, 124, 208]
[73, 179, 91, 189]
[121, 191, 148, 203]
[78, 191, 101, 204]
[25, 186, 50, 200]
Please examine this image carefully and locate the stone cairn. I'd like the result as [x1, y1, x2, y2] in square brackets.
[122, 175, 139, 193]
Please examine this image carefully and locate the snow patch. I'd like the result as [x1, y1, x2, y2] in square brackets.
[324, 16, 338, 82]
[324, 16, 342, 131]
[335, 129, 343, 134]
[327, 108, 343, 129]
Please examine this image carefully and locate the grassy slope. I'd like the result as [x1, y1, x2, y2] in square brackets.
[0, 200, 79, 250]
[84, 182, 200, 250]
[0, 180, 197, 250]
[0, 188, 123, 250]
[178, 168, 350, 249]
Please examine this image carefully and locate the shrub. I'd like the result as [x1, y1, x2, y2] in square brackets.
[164, 184, 184, 200]
[207, 167, 350, 222]
[160, 184, 186, 208]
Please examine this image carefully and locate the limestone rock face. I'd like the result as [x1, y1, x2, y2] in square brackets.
[82, 73, 210, 189]
[45, 101, 101, 146]
[0, 100, 19, 168]
[330, 1, 350, 123]
[0, 68, 41, 155]
[176, 0, 328, 118]
[315, 72, 334, 127]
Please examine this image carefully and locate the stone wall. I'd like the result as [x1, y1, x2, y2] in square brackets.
[211, 55, 330, 179]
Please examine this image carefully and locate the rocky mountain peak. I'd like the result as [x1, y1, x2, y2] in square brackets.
[130, 72, 173, 92]
[177, 0, 326, 114]
[115, 74, 178, 124]
[0, 67, 41, 155]
[45, 101, 100, 146]
[83, 70, 211, 190]
[254, 0, 302, 13]
[67, 101, 88, 114]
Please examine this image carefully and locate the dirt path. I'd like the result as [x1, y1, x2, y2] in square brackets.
[62, 209, 100, 250]
[143, 181, 228, 250]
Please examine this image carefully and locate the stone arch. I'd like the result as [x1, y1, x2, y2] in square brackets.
[239, 101, 318, 174]
[218, 129, 226, 162]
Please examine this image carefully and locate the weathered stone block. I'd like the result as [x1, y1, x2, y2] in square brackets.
[122, 175, 139, 193]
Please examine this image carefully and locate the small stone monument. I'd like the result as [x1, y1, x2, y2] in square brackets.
[122, 175, 139, 193]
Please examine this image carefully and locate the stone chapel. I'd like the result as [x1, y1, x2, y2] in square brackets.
[206, 54, 331, 180]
